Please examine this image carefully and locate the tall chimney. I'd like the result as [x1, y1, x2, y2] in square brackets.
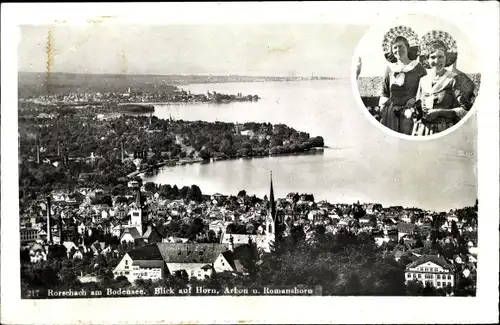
[57, 141, 60, 156]
[46, 196, 52, 244]
[121, 141, 124, 162]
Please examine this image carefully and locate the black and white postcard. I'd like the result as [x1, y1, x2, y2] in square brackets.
[1, 2, 499, 324]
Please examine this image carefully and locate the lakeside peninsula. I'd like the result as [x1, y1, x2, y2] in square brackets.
[19, 113, 324, 199]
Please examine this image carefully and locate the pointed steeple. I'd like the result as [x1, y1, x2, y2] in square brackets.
[269, 171, 276, 220]
[135, 189, 142, 208]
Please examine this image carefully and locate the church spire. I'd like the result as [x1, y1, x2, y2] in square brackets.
[269, 171, 276, 220]
[135, 189, 142, 208]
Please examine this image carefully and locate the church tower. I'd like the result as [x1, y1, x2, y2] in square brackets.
[265, 171, 279, 243]
[129, 190, 144, 236]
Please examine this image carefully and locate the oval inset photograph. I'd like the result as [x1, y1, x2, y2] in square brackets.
[354, 14, 481, 139]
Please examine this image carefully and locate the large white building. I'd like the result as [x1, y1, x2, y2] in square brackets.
[113, 242, 240, 283]
[405, 255, 455, 289]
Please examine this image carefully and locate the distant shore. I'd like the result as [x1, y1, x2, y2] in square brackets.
[134, 147, 326, 178]
[18, 71, 337, 98]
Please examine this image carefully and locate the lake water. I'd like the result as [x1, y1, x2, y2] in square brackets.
[142, 80, 477, 211]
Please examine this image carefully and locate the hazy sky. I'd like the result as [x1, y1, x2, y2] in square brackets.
[18, 24, 368, 77]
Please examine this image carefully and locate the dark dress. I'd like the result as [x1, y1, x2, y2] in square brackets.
[379, 62, 427, 135]
[412, 69, 475, 136]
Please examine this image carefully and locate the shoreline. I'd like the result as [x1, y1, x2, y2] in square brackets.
[134, 147, 326, 178]
[19, 97, 260, 109]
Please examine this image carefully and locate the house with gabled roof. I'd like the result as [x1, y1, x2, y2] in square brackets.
[120, 227, 142, 244]
[28, 243, 47, 263]
[213, 244, 252, 275]
[90, 241, 108, 256]
[397, 222, 417, 241]
[405, 254, 455, 289]
[112, 242, 231, 283]
[141, 225, 164, 244]
[156, 243, 228, 280]
[113, 244, 166, 282]
[62, 241, 78, 257]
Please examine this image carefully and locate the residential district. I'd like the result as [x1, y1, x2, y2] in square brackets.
[20, 173, 478, 297]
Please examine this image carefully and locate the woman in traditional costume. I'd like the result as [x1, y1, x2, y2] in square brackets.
[379, 26, 427, 135]
[412, 30, 474, 136]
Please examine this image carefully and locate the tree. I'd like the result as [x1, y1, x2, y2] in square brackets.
[207, 230, 217, 243]
[144, 182, 157, 193]
[60, 262, 79, 285]
[454, 276, 476, 296]
[113, 275, 131, 288]
[344, 273, 362, 295]
[352, 203, 366, 220]
[92, 195, 112, 206]
[199, 149, 211, 160]
[171, 185, 179, 197]
[188, 218, 205, 240]
[422, 283, 438, 296]
[270, 136, 283, 147]
[134, 279, 156, 295]
[406, 280, 424, 295]
[188, 185, 203, 202]
[451, 220, 459, 238]
[174, 270, 189, 283]
[309, 136, 324, 147]
[225, 223, 237, 234]
[48, 244, 67, 260]
[234, 239, 259, 279]
[414, 237, 424, 248]
[399, 255, 413, 268]
[21, 248, 31, 263]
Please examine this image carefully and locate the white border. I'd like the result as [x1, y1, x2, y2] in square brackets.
[351, 13, 480, 141]
[2, 2, 499, 324]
